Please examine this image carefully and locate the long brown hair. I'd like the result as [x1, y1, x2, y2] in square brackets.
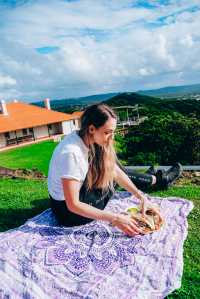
[79, 104, 117, 192]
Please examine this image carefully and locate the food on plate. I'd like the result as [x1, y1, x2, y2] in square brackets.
[126, 205, 164, 234]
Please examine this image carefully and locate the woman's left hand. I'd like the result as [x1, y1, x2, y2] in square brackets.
[139, 196, 164, 222]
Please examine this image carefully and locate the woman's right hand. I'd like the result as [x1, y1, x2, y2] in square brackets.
[111, 214, 144, 236]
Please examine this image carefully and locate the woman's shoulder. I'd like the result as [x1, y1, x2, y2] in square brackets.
[57, 133, 85, 158]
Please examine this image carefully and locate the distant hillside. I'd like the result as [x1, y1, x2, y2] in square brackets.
[138, 83, 200, 98]
[103, 92, 159, 106]
[103, 92, 200, 119]
[33, 92, 118, 113]
[144, 98, 200, 118]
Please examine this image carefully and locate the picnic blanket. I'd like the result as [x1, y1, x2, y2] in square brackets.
[0, 191, 193, 299]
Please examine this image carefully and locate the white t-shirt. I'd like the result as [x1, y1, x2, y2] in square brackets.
[48, 130, 89, 201]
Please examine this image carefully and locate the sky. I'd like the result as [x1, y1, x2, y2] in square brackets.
[0, 0, 200, 102]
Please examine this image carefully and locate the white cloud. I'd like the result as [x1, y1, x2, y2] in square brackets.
[0, 74, 17, 86]
[139, 68, 154, 76]
[180, 34, 194, 47]
[0, 0, 200, 101]
[155, 34, 176, 68]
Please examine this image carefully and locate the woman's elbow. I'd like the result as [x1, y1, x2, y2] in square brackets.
[65, 199, 79, 213]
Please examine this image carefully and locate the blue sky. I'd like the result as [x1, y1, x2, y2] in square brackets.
[0, 0, 200, 102]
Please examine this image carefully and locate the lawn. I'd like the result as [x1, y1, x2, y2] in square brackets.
[0, 142, 199, 298]
[0, 140, 57, 176]
[151, 186, 200, 299]
[0, 178, 49, 232]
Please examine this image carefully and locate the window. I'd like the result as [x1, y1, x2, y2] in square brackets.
[22, 128, 28, 135]
[29, 128, 33, 133]
[48, 124, 52, 130]
[73, 120, 76, 125]
[5, 132, 10, 139]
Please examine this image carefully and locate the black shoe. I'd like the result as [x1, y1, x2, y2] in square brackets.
[146, 165, 156, 176]
[165, 163, 183, 186]
[155, 169, 168, 189]
[156, 163, 182, 189]
[166, 163, 182, 175]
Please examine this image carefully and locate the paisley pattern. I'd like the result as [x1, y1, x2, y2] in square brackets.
[0, 191, 193, 299]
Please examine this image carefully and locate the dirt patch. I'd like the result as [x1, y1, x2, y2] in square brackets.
[0, 166, 46, 180]
[175, 171, 200, 186]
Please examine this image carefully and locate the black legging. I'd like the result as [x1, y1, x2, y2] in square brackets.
[50, 181, 114, 227]
[125, 168, 153, 191]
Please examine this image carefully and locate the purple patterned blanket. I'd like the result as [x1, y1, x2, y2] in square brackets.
[0, 191, 193, 299]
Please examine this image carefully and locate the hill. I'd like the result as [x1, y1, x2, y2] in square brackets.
[138, 83, 200, 98]
[32, 92, 118, 113]
[103, 92, 159, 106]
[103, 93, 200, 118]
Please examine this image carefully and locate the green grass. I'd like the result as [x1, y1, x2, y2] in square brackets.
[0, 142, 199, 298]
[0, 140, 58, 176]
[152, 186, 200, 299]
[0, 178, 49, 232]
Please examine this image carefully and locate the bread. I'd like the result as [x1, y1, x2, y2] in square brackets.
[126, 207, 164, 234]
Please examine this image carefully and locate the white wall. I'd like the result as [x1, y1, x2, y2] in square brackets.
[34, 125, 49, 139]
[75, 119, 80, 128]
[0, 133, 6, 148]
[61, 119, 79, 135]
[70, 119, 77, 131]
[62, 121, 72, 135]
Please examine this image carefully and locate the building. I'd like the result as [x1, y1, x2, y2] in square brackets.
[0, 99, 83, 149]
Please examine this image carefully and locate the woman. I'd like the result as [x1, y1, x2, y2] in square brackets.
[48, 104, 163, 236]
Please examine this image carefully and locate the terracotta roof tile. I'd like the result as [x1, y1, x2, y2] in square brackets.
[0, 102, 82, 134]
[71, 111, 83, 118]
